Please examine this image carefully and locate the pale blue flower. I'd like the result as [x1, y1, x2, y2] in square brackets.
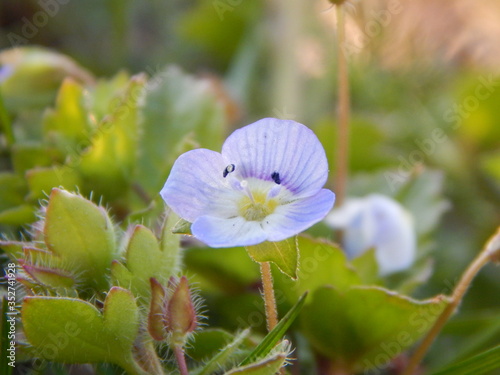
[326, 194, 416, 275]
[161, 118, 335, 247]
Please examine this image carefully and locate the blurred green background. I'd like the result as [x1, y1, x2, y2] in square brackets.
[1, 0, 499, 372]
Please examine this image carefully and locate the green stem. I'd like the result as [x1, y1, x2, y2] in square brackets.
[260, 261, 279, 331]
[403, 228, 500, 375]
[174, 345, 189, 375]
[334, 4, 350, 206]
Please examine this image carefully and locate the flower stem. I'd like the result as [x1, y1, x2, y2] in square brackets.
[260, 261, 279, 331]
[174, 345, 189, 375]
[334, 3, 350, 207]
[403, 228, 500, 375]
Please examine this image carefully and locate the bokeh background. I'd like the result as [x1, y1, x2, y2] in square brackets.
[1, 0, 500, 372]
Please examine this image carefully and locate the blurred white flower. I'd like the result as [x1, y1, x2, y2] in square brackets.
[326, 194, 416, 275]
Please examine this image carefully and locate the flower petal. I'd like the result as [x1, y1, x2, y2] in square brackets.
[221, 118, 329, 198]
[263, 189, 335, 242]
[192, 216, 268, 247]
[160, 149, 229, 222]
[369, 196, 416, 275]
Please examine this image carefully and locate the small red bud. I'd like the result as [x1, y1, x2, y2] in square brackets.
[148, 277, 168, 341]
[165, 276, 197, 346]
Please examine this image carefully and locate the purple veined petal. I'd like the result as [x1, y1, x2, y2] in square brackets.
[160, 149, 230, 222]
[262, 189, 335, 242]
[221, 118, 329, 199]
[192, 216, 268, 247]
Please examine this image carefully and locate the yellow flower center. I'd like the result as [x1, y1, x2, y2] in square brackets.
[238, 191, 278, 221]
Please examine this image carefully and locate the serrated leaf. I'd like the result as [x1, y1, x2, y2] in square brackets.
[301, 286, 450, 373]
[44, 188, 116, 291]
[21, 287, 140, 372]
[246, 237, 298, 279]
[241, 292, 307, 366]
[431, 345, 500, 375]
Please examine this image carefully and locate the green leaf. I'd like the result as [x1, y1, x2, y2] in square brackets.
[79, 74, 146, 198]
[137, 66, 227, 195]
[112, 216, 181, 303]
[0, 241, 26, 259]
[240, 292, 307, 366]
[272, 236, 362, 306]
[351, 248, 381, 285]
[87, 71, 130, 122]
[43, 78, 93, 154]
[21, 287, 140, 371]
[301, 286, 450, 373]
[44, 188, 116, 291]
[225, 352, 286, 375]
[0, 204, 36, 226]
[245, 237, 298, 279]
[431, 345, 500, 375]
[22, 264, 75, 290]
[194, 329, 251, 375]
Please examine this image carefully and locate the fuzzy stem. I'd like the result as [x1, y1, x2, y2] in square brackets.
[334, 4, 350, 206]
[174, 345, 189, 375]
[402, 232, 498, 375]
[260, 261, 279, 331]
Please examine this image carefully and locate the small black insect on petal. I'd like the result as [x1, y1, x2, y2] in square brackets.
[271, 172, 281, 185]
[223, 164, 236, 178]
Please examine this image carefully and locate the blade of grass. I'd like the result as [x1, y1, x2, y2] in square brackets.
[431, 345, 500, 375]
[239, 292, 308, 366]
